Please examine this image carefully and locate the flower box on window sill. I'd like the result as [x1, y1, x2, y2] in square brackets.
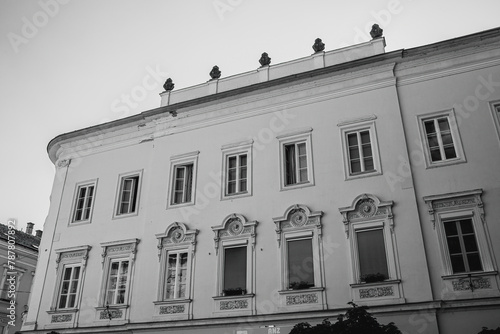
[222, 288, 247, 296]
[288, 281, 315, 290]
[360, 273, 388, 284]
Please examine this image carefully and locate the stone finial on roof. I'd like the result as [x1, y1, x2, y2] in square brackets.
[259, 52, 271, 67]
[370, 24, 383, 39]
[312, 38, 325, 53]
[209, 65, 221, 80]
[163, 78, 175, 91]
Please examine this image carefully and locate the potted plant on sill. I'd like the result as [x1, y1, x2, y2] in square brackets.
[222, 287, 247, 296]
[289, 281, 314, 290]
[360, 273, 387, 283]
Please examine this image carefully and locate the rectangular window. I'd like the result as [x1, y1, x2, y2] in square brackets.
[357, 229, 389, 281]
[0, 273, 14, 300]
[287, 239, 314, 288]
[105, 260, 129, 305]
[223, 246, 247, 292]
[172, 164, 193, 204]
[57, 265, 81, 309]
[444, 218, 483, 273]
[226, 154, 248, 195]
[117, 176, 139, 215]
[284, 142, 308, 186]
[73, 184, 95, 222]
[423, 117, 457, 162]
[165, 252, 188, 299]
[347, 130, 374, 174]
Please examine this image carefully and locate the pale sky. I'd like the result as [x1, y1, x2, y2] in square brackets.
[1, 0, 499, 232]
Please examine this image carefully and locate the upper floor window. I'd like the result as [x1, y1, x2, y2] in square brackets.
[168, 151, 199, 208]
[221, 139, 253, 200]
[338, 116, 381, 179]
[114, 171, 143, 218]
[277, 128, 314, 190]
[443, 218, 482, 274]
[71, 180, 97, 224]
[490, 101, 500, 147]
[417, 110, 466, 168]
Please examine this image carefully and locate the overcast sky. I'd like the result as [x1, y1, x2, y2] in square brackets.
[1, 0, 499, 232]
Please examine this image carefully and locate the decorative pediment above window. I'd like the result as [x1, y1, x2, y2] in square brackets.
[339, 194, 394, 238]
[423, 189, 484, 229]
[273, 204, 323, 247]
[155, 222, 199, 259]
[100, 238, 140, 266]
[55, 245, 92, 270]
[211, 214, 257, 255]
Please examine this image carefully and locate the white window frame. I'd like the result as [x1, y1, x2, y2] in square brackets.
[338, 117, 382, 180]
[167, 151, 199, 209]
[490, 101, 500, 148]
[47, 245, 92, 318]
[423, 189, 496, 277]
[114, 170, 143, 218]
[0, 265, 25, 301]
[221, 140, 253, 200]
[154, 222, 198, 320]
[56, 264, 82, 309]
[417, 109, 466, 168]
[211, 214, 257, 317]
[277, 128, 314, 191]
[97, 239, 139, 322]
[69, 179, 97, 225]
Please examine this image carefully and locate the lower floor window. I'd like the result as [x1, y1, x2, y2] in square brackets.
[444, 218, 483, 273]
[58, 265, 81, 309]
[106, 260, 129, 305]
[357, 229, 389, 281]
[287, 238, 314, 288]
[223, 246, 247, 293]
[165, 252, 188, 299]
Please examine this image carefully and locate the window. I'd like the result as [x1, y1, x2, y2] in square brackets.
[339, 194, 404, 303]
[97, 239, 139, 322]
[273, 204, 327, 311]
[168, 151, 199, 208]
[423, 189, 500, 299]
[57, 265, 81, 309]
[277, 128, 314, 190]
[221, 139, 253, 200]
[443, 218, 482, 274]
[490, 101, 500, 146]
[0, 266, 24, 301]
[224, 246, 247, 292]
[417, 110, 466, 168]
[287, 238, 314, 289]
[48, 245, 90, 327]
[356, 228, 389, 281]
[338, 116, 381, 179]
[71, 180, 97, 224]
[155, 223, 197, 320]
[105, 260, 129, 305]
[114, 171, 142, 218]
[212, 214, 257, 316]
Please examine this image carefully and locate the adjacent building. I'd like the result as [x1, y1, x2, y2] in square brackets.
[1, 222, 41, 334]
[21, 26, 500, 334]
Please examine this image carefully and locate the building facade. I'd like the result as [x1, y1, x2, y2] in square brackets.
[1, 222, 41, 334]
[22, 27, 500, 334]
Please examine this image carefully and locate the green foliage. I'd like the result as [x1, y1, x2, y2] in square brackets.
[478, 327, 500, 334]
[289, 302, 402, 334]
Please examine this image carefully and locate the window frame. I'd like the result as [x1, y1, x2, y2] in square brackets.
[277, 128, 314, 191]
[0, 265, 25, 301]
[56, 264, 82, 309]
[69, 179, 97, 225]
[167, 151, 199, 209]
[338, 116, 382, 180]
[114, 170, 143, 219]
[221, 139, 253, 200]
[417, 109, 466, 168]
[490, 101, 500, 148]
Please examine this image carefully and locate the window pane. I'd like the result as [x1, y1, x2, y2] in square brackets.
[347, 133, 358, 146]
[460, 219, 474, 234]
[288, 239, 314, 287]
[58, 295, 67, 309]
[357, 229, 389, 279]
[364, 157, 374, 171]
[227, 182, 236, 194]
[437, 118, 450, 131]
[228, 156, 237, 169]
[444, 221, 458, 236]
[284, 144, 296, 185]
[63, 267, 72, 280]
[446, 236, 461, 254]
[450, 254, 466, 273]
[467, 253, 483, 272]
[224, 247, 247, 291]
[348, 146, 360, 159]
[68, 294, 76, 308]
[463, 235, 479, 252]
[424, 120, 436, 134]
[360, 131, 370, 144]
[350, 160, 361, 173]
[444, 146, 457, 159]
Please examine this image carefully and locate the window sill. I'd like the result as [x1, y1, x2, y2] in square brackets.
[345, 170, 382, 181]
[425, 157, 466, 169]
[112, 211, 139, 220]
[350, 279, 401, 288]
[167, 201, 195, 210]
[47, 308, 78, 314]
[278, 286, 324, 295]
[222, 191, 252, 201]
[68, 220, 92, 227]
[442, 271, 497, 280]
[280, 181, 314, 192]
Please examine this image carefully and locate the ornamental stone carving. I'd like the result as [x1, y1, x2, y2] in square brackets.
[55, 245, 91, 270]
[312, 38, 325, 53]
[212, 214, 257, 255]
[163, 78, 174, 91]
[209, 65, 221, 80]
[99, 309, 122, 320]
[370, 24, 383, 39]
[359, 286, 394, 299]
[452, 277, 491, 291]
[51, 314, 72, 323]
[56, 159, 71, 168]
[159, 305, 185, 314]
[100, 239, 139, 265]
[273, 204, 323, 247]
[286, 293, 318, 305]
[156, 222, 198, 260]
[339, 194, 394, 238]
[259, 52, 271, 67]
[220, 300, 248, 310]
